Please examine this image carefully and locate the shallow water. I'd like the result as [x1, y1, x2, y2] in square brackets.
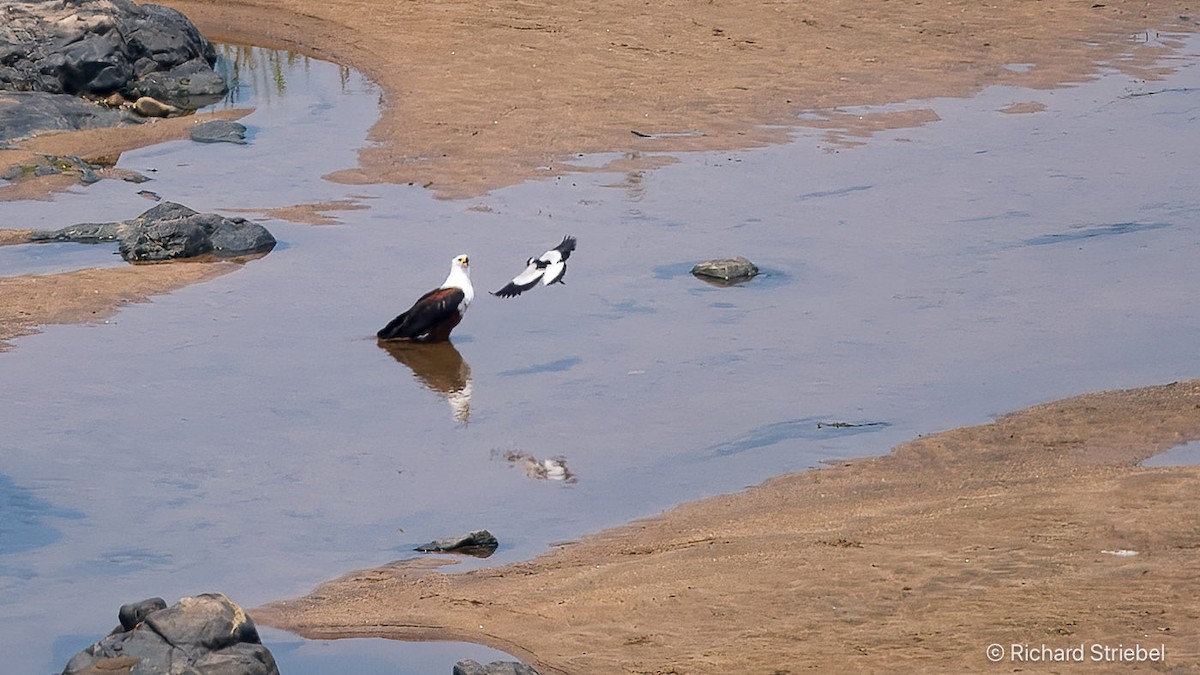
[0, 240, 126, 277]
[1141, 440, 1200, 467]
[2, 33, 1200, 673]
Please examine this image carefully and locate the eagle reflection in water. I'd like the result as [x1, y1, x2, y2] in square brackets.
[377, 341, 472, 423]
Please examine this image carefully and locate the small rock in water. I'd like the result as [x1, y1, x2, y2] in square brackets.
[120, 170, 152, 184]
[190, 120, 248, 144]
[415, 529, 499, 557]
[691, 256, 760, 283]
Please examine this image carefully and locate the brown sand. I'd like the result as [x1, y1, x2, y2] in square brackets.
[4, 0, 1200, 670]
[257, 380, 1200, 673]
[160, 0, 1198, 199]
[0, 264, 239, 351]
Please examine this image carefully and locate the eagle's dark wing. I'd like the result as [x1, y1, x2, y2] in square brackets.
[378, 287, 466, 341]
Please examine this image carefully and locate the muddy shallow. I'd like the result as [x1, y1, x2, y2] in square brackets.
[3, 30, 1200, 674]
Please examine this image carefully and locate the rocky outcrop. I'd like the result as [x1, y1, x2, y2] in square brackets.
[454, 660, 540, 675]
[415, 530, 499, 557]
[61, 593, 279, 675]
[29, 201, 276, 262]
[0, 91, 132, 140]
[0, 0, 227, 109]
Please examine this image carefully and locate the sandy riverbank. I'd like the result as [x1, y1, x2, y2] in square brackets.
[256, 380, 1200, 672]
[162, 0, 1197, 199]
[2, 0, 1195, 347]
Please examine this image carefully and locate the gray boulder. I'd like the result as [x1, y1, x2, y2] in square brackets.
[454, 660, 540, 675]
[61, 593, 279, 675]
[691, 256, 760, 284]
[191, 120, 248, 144]
[415, 529, 499, 557]
[0, 0, 226, 107]
[29, 201, 276, 262]
[0, 91, 134, 142]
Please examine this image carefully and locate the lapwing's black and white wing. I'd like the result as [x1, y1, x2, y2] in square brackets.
[492, 236, 577, 298]
[539, 235, 576, 286]
[491, 259, 545, 298]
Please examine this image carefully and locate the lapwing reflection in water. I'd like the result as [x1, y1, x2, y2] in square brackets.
[378, 341, 472, 423]
[497, 450, 577, 483]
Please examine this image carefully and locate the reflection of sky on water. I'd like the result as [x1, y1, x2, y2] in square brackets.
[0, 240, 125, 277]
[1, 33, 1199, 674]
[211, 45, 358, 108]
[1142, 440, 1200, 467]
[703, 418, 890, 459]
[0, 474, 84, 556]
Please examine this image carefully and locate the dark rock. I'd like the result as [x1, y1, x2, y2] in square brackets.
[0, 91, 133, 142]
[691, 256, 760, 284]
[454, 659, 540, 675]
[119, 202, 276, 261]
[29, 220, 124, 243]
[0, 0, 227, 138]
[122, 172, 153, 184]
[118, 597, 168, 631]
[29, 201, 276, 262]
[416, 529, 499, 557]
[130, 60, 228, 108]
[191, 120, 248, 144]
[61, 593, 279, 675]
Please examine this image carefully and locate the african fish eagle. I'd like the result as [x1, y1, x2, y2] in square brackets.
[378, 254, 473, 342]
[491, 235, 577, 298]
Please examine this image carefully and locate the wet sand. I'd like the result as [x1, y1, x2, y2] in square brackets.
[0, 264, 239, 351]
[163, 0, 1197, 199]
[0, 109, 252, 349]
[4, 0, 1200, 670]
[256, 380, 1200, 673]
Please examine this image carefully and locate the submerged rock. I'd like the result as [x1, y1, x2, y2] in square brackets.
[29, 201, 276, 262]
[191, 120, 248, 144]
[691, 256, 760, 284]
[61, 593, 279, 675]
[415, 529, 499, 557]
